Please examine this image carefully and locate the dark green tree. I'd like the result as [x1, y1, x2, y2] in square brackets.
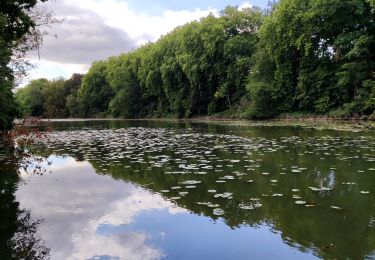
[15, 79, 49, 117]
[107, 54, 142, 118]
[79, 61, 114, 117]
[249, 0, 375, 117]
[0, 0, 48, 130]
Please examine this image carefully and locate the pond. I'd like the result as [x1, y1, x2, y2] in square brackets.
[1, 120, 375, 259]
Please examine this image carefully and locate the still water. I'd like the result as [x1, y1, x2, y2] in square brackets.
[1, 120, 375, 259]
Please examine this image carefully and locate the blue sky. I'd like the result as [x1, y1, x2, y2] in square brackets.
[126, 0, 268, 15]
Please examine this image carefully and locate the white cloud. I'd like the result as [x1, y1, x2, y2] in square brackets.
[27, 59, 88, 80]
[25, 0, 218, 84]
[64, 0, 217, 43]
[239, 2, 253, 9]
[16, 156, 186, 259]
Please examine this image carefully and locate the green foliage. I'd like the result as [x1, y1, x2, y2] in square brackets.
[106, 54, 142, 118]
[15, 74, 84, 118]
[79, 61, 114, 116]
[215, 6, 263, 111]
[247, 0, 375, 118]
[0, 81, 16, 129]
[84, 7, 264, 119]
[0, 0, 48, 129]
[64, 74, 84, 117]
[16, 79, 48, 117]
[246, 82, 276, 119]
[14, 3, 375, 121]
[363, 80, 375, 113]
[42, 79, 67, 118]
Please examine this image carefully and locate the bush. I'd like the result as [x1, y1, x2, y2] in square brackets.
[369, 111, 375, 121]
[0, 81, 17, 130]
[245, 82, 277, 119]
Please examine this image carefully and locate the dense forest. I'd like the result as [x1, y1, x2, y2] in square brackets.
[4, 0, 375, 128]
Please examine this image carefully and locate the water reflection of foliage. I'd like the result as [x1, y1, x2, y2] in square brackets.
[0, 162, 50, 259]
[94, 154, 375, 259]
[27, 145, 365, 259]
[19, 124, 375, 259]
[0, 132, 50, 259]
[8, 211, 50, 259]
[4, 118, 52, 176]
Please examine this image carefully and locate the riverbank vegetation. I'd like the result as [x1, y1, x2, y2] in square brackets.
[12, 0, 375, 123]
[0, 0, 58, 130]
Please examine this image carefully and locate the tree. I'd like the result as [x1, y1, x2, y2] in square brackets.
[0, 0, 52, 130]
[216, 6, 263, 112]
[11, 3, 374, 121]
[15, 79, 48, 117]
[79, 61, 114, 116]
[65, 74, 84, 117]
[248, 0, 375, 117]
[15, 74, 85, 119]
[107, 54, 142, 118]
[42, 78, 67, 118]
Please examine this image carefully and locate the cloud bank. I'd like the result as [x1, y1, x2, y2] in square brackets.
[25, 0, 251, 83]
[26, 0, 217, 81]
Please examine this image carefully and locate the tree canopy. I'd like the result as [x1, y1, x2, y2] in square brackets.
[16, 74, 84, 118]
[0, 0, 49, 130]
[248, 0, 375, 118]
[15, 2, 375, 120]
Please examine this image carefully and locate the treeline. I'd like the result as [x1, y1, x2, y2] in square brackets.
[17, 1, 375, 120]
[16, 74, 84, 118]
[81, 6, 263, 118]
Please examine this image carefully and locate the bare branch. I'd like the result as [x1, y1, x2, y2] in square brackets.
[10, 5, 62, 86]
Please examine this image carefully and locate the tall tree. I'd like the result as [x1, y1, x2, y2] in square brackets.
[249, 0, 375, 117]
[0, 0, 48, 129]
[15, 78, 48, 117]
[79, 61, 114, 116]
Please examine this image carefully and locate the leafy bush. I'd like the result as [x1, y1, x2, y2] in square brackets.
[246, 82, 277, 119]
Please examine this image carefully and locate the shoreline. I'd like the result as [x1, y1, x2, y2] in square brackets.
[25, 116, 374, 132]
[35, 114, 374, 122]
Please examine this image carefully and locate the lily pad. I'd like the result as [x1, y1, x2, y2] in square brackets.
[213, 208, 225, 216]
[214, 192, 233, 199]
[181, 180, 201, 185]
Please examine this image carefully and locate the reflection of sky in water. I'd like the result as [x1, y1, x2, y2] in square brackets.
[16, 156, 317, 260]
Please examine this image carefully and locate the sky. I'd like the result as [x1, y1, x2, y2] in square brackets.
[24, 0, 269, 85]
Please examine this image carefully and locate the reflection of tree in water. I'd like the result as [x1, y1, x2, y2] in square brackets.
[8, 211, 50, 259]
[7, 124, 375, 259]
[0, 138, 50, 259]
[46, 139, 374, 260]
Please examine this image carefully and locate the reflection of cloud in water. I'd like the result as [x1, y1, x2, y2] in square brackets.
[19, 156, 80, 178]
[16, 156, 186, 260]
[98, 190, 185, 226]
[71, 231, 161, 260]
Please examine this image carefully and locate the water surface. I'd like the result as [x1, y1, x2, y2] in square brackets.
[1, 120, 374, 259]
